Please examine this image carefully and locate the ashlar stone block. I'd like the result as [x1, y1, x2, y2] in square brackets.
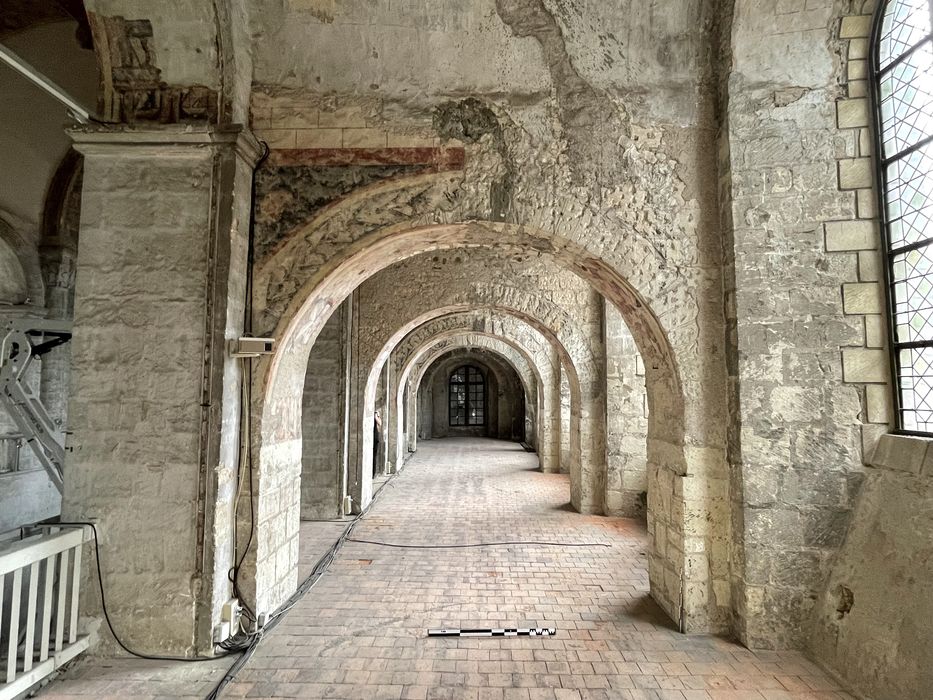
[849, 80, 868, 98]
[848, 38, 868, 60]
[865, 314, 885, 348]
[840, 15, 872, 39]
[848, 59, 868, 81]
[837, 98, 870, 129]
[342, 128, 388, 148]
[858, 249, 881, 280]
[856, 188, 877, 219]
[842, 348, 887, 383]
[254, 128, 297, 149]
[838, 157, 873, 190]
[842, 282, 883, 314]
[866, 384, 891, 424]
[296, 128, 342, 148]
[825, 220, 879, 251]
[871, 433, 928, 474]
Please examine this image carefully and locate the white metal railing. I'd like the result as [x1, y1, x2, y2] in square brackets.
[0, 526, 90, 699]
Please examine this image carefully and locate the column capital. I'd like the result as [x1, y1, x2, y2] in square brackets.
[68, 123, 264, 167]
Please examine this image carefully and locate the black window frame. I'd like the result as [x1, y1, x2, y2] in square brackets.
[448, 365, 485, 427]
[871, 0, 933, 435]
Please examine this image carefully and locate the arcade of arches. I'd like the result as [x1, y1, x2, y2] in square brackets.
[1, 0, 932, 698]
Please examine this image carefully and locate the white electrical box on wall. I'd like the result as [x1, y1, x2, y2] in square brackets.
[231, 337, 276, 358]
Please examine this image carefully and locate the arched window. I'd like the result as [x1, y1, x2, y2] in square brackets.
[873, 0, 933, 432]
[449, 365, 485, 426]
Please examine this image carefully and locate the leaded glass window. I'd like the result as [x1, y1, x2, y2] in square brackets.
[449, 365, 485, 426]
[875, 0, 933, 432]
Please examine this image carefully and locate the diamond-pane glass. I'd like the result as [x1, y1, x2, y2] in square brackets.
[898, 345, 933, 431]
[878, 2, 933, 432]
[885, 140, 933, 247]
[892, 243, 933, 342]
[880, 0, 931, 69]
[880, 39, 933, 157]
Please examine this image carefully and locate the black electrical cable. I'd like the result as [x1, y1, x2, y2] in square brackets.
[227, 140, 270, 623]
[55, 522, 236, 663]
[345, 539, 612, 549]
[204, 471, 398, 699]
[228, 355, 257, 622]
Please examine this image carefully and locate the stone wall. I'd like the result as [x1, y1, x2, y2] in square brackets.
[804, 3, 933, 696]
[725, 0, 871, 649]
[810, 436, 933, 700]
[300, 304, 345, 519]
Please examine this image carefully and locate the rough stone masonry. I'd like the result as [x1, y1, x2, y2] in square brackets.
[1, 1, 931, 699]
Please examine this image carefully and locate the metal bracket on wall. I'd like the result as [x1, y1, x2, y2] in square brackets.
[0, 318, 72, 492]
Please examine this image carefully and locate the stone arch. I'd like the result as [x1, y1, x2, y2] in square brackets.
[40, 148, 82, 318]
[252, 218, 696, 627]
[397, 331, 543, 462]
[390, 316, 559, 471]
[258, 219, 682, 440]
[355, 301, 592, 514]
[416, 348, 527, 444]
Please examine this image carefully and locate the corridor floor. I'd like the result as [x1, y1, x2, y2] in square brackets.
[222, 438, 852, 700]
[43, 438, 854, 700]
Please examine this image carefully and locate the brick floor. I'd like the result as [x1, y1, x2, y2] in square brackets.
[41, 437, 856, 700]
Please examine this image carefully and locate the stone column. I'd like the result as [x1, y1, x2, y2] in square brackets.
[65, 125, 261, 655]
[338, 296, 353, 515]
[345, 292, 368, 512]
[559, 361, 571, 473]
[300, 303, 348, 519]
[579, 292, 606, 513]
[377, 360, 391, 474]
[604, 301, 649, 517]
[405, 380, 418, 453]
[539, 346, 562, 473]
[385, 358, 401, 474]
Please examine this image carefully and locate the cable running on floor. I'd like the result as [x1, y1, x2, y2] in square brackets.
[204, 476, 400, 699]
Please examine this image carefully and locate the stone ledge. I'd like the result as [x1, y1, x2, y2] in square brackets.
[870, 433, 933, 477]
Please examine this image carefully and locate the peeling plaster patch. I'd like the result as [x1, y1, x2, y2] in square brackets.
[433, 98, 514, 221]
[494, 0, 618, 183]
[833, 584, 853, 619]
[254, 164, 424, 261]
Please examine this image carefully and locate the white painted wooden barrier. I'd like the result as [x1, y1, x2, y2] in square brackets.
[0, 527, 90, 699]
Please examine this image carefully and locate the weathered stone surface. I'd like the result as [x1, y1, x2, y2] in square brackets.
[63, 126, 261, 654]
[842, 282, 882, 315]
[301, 301, 347, 519]
[842, 348, 888, 384]
[810, 469, 933, 700]
[9, 3, 931, 697]
[870, 434, 929, 475]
